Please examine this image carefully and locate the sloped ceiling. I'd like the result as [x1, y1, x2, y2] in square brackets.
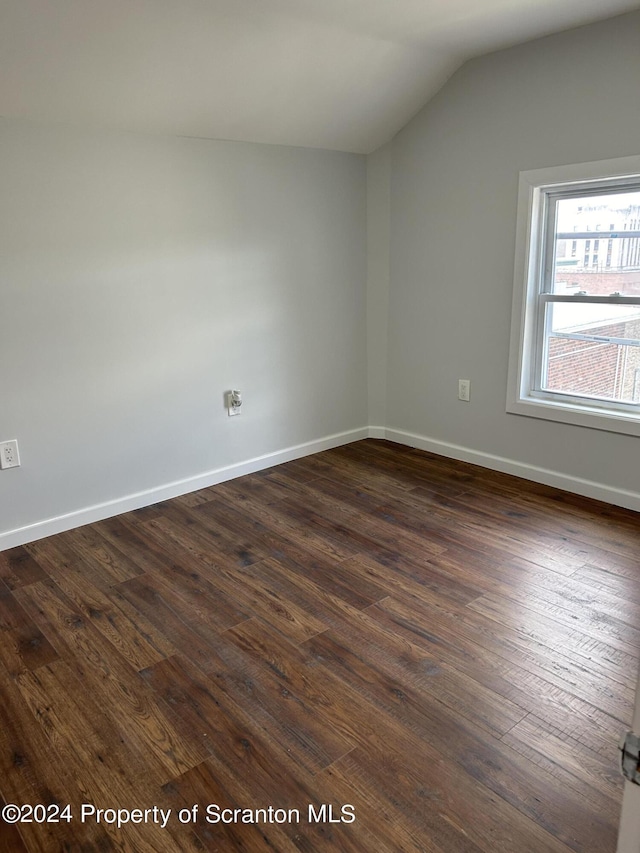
[2, 0, 639, 153]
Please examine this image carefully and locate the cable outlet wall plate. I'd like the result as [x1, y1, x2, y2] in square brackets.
[227, 389, 242, 416]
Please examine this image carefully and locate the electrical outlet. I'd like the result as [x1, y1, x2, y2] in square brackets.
[0, 439, 20, 469]
[458, 380, 471, 402]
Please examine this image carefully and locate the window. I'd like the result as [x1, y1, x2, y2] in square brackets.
[507, 155, 640, 436]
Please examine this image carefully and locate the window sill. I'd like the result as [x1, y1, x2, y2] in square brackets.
[507, 395, 640, 437]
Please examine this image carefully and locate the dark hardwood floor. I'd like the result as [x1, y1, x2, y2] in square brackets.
[1, 439, 639, 852]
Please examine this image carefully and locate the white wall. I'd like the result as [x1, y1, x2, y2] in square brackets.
[384, 11, 640, 501]
[0, 121, 367, 544]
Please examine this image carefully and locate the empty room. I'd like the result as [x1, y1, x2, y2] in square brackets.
[2, 1, 640, 851]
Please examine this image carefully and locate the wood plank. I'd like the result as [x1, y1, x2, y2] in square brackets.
[369, 494, 586, 576]
[467, 591, 639, 677]
[0, 547, 48, 590]
[274, 494, 448, 563]
[441, 486, 640, 561]
[55, 524, 145, 585]
[0, 676, 113, 852]
[301, 627, 618, 853]
[370, 594, 632, 748]
[221, 620, 360, 768]
[156, 500, 268, 568]
[161, 760, 302, 853]
[0, 580, 59, 676]
[194, 499, 390, 609]
[0, 794, 29, 853]
[223, 621, 542, 853]
[12, 660, 200, 851]
[24, 537, 176, 671]
[571, 563, 640, 604]
[199, 492, 364, 563]
[149, 658, 388, 851]
[14, 580, 210, 784]
[124, 517, 329, 642]
[303, 615, 528, 739]
[126, 581, 355, 774]
[424, 545, 640, 629]
[323, 441, 477, 497]
[501, 714, 623, 804]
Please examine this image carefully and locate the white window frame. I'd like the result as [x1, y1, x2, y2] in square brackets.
[507, 154, 640, 437]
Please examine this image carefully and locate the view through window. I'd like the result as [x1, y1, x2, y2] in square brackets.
[544, 189, 640, 405]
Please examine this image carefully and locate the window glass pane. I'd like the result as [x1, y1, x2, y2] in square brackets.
[543, 302, 640, 403]
[552, 190, 640, 295]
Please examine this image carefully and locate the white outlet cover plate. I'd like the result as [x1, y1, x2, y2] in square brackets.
[0, 439, 20, 469]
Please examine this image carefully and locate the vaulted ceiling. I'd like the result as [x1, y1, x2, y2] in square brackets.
[2, 0, 639, 153]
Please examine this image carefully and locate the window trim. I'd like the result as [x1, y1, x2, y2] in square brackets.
[506, 154, 640, 437]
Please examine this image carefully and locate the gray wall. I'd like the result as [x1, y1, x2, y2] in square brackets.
[1, 122, 367, 539]
[385, 11, 640, 496]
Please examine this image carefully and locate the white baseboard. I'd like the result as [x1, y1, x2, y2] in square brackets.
[3, 424, 638, 551]
[384, 427, 640, 513]
[0, 427, 369, 551]
[367, 425, 387, 439]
